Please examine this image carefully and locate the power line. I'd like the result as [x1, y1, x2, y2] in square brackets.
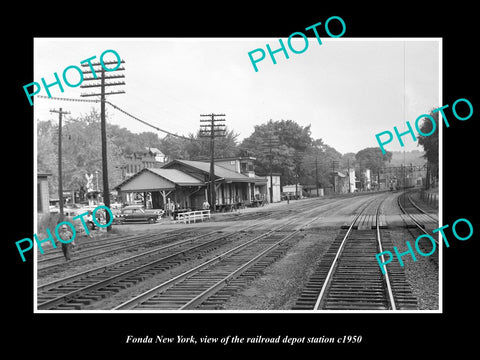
[36, 95, 196, 142]
[106, 101, 194, 141]
[37, 95, 100, 103]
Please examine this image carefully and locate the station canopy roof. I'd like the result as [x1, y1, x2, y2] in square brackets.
[115, 168, 203, 193]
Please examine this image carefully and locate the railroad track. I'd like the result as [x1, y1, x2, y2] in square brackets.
[397, 192, 439, 243]
[37, 200, 320, 275]
[397, 191, 439, 264]
[398, 191, 438, 226]
[113, 205, 330, 311]
[37, 198, 338, 310]
[37, 195, 392, 311]
[37, 229, 205, 274]
[37, 229, 228, 310]
[293, 195, 418, 310]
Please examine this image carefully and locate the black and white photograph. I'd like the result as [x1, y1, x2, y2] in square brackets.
[33, 37, 441, 313]
[8, 4, 478, 355]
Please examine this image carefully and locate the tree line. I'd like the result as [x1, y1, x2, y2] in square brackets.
[38, 108, 403, 198]
[162, 118, 394, 189]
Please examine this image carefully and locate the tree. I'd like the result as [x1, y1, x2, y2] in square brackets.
[159, 134, 192, 161]
[239, 119, 343, 188]
[341, 152, 357, 170]
[355, 147, 392, 189]
[355, 147, 392, 173]
[240, 120, 311, 185]
[37, 120, 58, 196]
[60, 112, 124, 196]
[417, 109, 439, 188]
[158, 127, 239, 161]
[299, 140, 344, 191]
[38, 109, 127, 200]
[186, 127, 240, 161]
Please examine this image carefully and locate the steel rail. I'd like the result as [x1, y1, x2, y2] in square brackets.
[113, 201, 335, 310]
[37, 232, 229, 309]
[407, 194, 438, 222]
[312, 205, 368, 310]
[397, 192, 436, 242]
[114, 225, 294, 309]
[313, 197, 395, 310]
[37, 230, 186, 268]
[292, 193, 418, 311]
[37, 230, 219, 292]
[38, 201, 328, 310]
[37, 198, 306, 265]
[375, 201, 396, 310]
[37, 206, 291, 292]
[178, 213, 327, 310]
[40, 195, 380, 310]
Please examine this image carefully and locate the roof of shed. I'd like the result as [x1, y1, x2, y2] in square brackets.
[147, 168, 203, 185]
[115, 168, 203, 192]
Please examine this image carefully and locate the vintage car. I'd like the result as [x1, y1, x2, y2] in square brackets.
[114, 205, 163, 224]
[61, 205, 99, 230]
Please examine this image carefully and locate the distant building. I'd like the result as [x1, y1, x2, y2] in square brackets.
[146, 147, 168, 163]
[348, 168, 356, 193]
[283, 184, 303, 198]
[265, 173, 281, 202]
[365, 169, 371, 190]
[333, 171, 350, 194]
[303, 184, 324, 197]
[122, 149, 163, 180]
[383, 164, 428, 190]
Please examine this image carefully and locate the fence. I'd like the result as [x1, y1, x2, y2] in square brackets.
[420, 190, 439, 208]
[175, 210, 211, 224]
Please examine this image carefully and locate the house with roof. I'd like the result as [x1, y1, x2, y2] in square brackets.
[162, 159, 268, 210]
[146, 147, 168, 163]
[37, 172, 52, 215]
[114, 157, 269, 211]
[122, 149, 161, 180]
[115, 167, 204, 210]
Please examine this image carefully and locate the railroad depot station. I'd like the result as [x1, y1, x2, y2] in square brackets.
[114, 157, 276, 212]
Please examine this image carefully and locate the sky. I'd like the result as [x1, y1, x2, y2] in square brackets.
[33, 37, 440, 155]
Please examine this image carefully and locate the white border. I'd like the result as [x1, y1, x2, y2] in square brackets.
[33, 37, 442, 314]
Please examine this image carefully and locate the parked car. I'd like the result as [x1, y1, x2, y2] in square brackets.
[114, 205, 163, 224]
[68, 206, 100, 230]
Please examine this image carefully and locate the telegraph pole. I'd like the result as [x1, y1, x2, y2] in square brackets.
[332, 160, 336, 193]
[199, 113, 226, 211]
[262, 133, 279, 203]
[80, 58, 125, 231]
[50, 108, 70, 217]
[347, 159, 351, 193]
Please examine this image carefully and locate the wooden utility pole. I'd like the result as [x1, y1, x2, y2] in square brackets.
[50, 108, 70, 217]
[199, 113, 226, 211]
[347, 159, 351, 193]
[80, 58, 125, 231]
[332, 160, 336, 193]
[262, 133, 279, 203]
